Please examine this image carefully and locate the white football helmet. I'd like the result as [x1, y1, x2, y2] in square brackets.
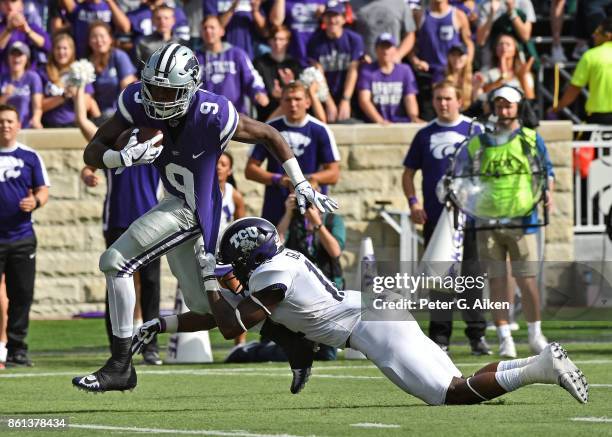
[141, 43, 202, 120]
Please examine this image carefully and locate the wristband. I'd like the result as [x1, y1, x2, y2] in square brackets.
[313, 223, 322, 232]
[408, 196, 418, 207]
[271, 173, 283, 186]
[281, 157, 306, 186]
[102, 149, 123, 169]
[341, 95, 351, 101]
[162, 315, 178, 334]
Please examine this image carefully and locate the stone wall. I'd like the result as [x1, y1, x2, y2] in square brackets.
[19, 122, 574, 318]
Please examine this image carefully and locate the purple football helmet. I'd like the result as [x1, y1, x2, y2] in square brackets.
[217, 217, 283, 288]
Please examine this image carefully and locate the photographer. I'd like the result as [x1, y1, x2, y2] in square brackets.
[276, 192, 346, 360]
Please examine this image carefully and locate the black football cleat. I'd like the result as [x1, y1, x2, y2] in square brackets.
[290, 367, 312, 394]
[73, 359, 137, 393]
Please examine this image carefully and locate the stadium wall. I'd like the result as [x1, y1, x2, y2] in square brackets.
[20, 122, 574, 318]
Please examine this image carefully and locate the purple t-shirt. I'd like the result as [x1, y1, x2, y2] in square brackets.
[203, 0, 262, 59]
[40, 69, 95, 127]
[127, 4, 190, 43]
[68, 2, 113, 58]
[307, 29, 364, 101]
[403, 116, 482, 222]
[284, 0, 327, 67]
[0, 20, 50, 74]
[93, 49, 136, 118]
[0, 71, 43, 128]
[103, 165, 160, 231]
[250, 115, 340, 225]
[0, 142, 50, 243]
[197, 43, 266, 114]
[417, 7, 462, 83]
[357, 63, 418, 123]
[117, 83, 239, 252]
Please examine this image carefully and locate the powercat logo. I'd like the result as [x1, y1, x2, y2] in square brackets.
[0, 156, 24, 182]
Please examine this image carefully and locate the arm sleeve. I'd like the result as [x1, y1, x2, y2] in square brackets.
[403, 133, 423, 169]
[570, 52, 590, 88]
[116, 88, 134, 124]
[249, 268, 294, 299]
[317, 124, 341, 164]
[242, 54, 266, 99]
[31, 152, 50, 187]
[217, 97, 240, 151]
[351, 32, 365, 61]
[330, 214, 346, 250]
[402, 65, 418, 96]
[115, 49, 137, 80]
[31, 72, 43, 94]
[356, 65, 370, 91]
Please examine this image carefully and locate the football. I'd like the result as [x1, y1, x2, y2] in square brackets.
[113, 127, 163, 151]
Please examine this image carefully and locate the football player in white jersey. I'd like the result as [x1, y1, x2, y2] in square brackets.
[195, 217, 588, 405]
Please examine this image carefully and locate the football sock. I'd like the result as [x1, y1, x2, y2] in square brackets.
[495, 368, 529, 392]
[109, 336, 132, 368]
[106, 276, 136, 338]
[0, 342, 6, 362]
[496, 324, 511, 340]
[527, 321, 542, 338]
[497, 356, 538, 372]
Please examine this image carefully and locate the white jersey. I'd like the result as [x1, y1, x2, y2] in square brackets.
[219, 183, 236, 236]
[247, 249, 362, 347]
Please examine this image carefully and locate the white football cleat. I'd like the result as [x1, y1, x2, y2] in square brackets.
[499, 336, 517, 358]
[528, 342, 589, 404]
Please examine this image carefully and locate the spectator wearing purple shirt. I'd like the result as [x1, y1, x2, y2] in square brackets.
[198, 15, 269, 114]
[306, 1, 364, 122]
[357, 33, 420, 124]
[269, 0, 327, 66]
[0, 0, 50, 74]
[41, 33, 100, 127]
[121, 0, 190, 47]
[245, 81, 340, 225]
[135, 4, 180, 64]
[62, 0, 130, 58]
[0, 42, 42, 128]
[87, 21, 137, 121]
[0, 104, 50, 367]
[203, 0, 267, 59]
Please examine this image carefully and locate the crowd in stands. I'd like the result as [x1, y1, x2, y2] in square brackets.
[0, 0, 609, 129]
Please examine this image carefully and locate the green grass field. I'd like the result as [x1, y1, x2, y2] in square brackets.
[1, 319, 611, 437]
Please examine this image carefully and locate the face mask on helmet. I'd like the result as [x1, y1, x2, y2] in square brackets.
[140, 44, 201, 120]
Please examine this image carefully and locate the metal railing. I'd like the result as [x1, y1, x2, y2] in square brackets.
[572, 124, 612, 234]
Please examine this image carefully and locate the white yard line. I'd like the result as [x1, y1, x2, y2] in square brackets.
[350, 423, 401, 429]
[571, 417, 612, 423]
[69, 424, 311, 436]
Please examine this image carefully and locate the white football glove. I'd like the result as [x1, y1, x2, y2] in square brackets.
[116, 128, 164, 174]
[131, 318, 163, 356]
[294, 180, 339, 215]
[197, 246, 220, 291]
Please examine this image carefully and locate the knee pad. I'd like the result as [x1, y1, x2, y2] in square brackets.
[99, 247, 126, 276]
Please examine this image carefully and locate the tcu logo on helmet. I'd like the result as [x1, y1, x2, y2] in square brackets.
[230, 226, 260, 252]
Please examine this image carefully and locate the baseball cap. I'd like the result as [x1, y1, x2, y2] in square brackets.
[449, 44, 467, 55]
[9, 41, 30, 59]
[491, 86, 523, 103]
[324, 0, 344, 15]
[375, 32, 397, 46]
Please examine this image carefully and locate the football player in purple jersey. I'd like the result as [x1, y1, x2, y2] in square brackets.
[72, 42, 337, 393]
